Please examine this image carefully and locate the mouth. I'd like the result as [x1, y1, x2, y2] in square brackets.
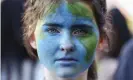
[55, 58, 78, 62]
[54, 58, 78, 67]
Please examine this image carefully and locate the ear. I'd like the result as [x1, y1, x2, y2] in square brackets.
[29, 34, 37, 49]
[96, 36, 109, 61]
[97, 36, 109, 52]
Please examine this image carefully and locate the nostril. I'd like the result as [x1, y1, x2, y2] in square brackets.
[61, 48, 65, 51]
[61, 47, 74, 52]
[60, 44, 75, 52]
[69, 48, 74, 52]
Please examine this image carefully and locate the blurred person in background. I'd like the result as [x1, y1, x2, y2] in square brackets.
[1, 0, 36, 80]
[106, 0, 133, 34]
[114, 38, 133, 80]
[97, 0, 133, 61]
[97, 0, 133, 80]
[112, 0, 133, 80]
[97, 8, 132, 80]
[1, 0, 28, 60]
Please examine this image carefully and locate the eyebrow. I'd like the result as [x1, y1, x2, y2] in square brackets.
[71, 24, 93, 29]
[43, 23, 93, 29]
[43, 23, 62, 28]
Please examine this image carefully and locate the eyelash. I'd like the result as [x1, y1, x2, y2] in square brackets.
[72, 29, 88, 36]
[46, 28, 89, 36]
[47, 27, 60, 34]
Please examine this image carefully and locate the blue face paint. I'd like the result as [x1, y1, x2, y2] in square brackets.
[34, 1, 99, 78]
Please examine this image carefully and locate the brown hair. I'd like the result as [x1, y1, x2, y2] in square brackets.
[23, 0, 107, 80]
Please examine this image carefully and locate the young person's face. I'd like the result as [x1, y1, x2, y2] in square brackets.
[31, 1, 99, 78]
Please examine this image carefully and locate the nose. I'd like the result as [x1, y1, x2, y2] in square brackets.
[60, 43, 75, 52]
[60, 32, 75, 53]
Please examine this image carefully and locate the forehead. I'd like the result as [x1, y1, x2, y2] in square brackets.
[39, 1, 96, 28]
[44, 1, 94, 19]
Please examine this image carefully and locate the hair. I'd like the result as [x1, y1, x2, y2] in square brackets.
[23, 0, 107, 80]
[106, 9, 131, 58]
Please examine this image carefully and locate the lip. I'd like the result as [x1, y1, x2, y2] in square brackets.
[55, 58, 78, 62]
[54, 58, 78, 67]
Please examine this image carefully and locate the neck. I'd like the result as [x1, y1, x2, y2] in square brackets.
[43, 67, 88, 80]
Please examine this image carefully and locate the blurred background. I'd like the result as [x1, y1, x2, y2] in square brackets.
[1, 0, 133, 80]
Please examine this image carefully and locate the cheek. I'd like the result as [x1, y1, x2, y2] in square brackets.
[35, 26, 59, 55]
[78, 33, 98, 62]
[35, 35, 59, 62]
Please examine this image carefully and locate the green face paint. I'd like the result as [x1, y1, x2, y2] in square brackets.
[78, 33, 97, 62]
[67, 2, 93, 19]
[42, 0, 94, 19]
[35, 20, 46, 40]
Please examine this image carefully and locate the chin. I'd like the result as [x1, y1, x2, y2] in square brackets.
[56, 67, 80, 78]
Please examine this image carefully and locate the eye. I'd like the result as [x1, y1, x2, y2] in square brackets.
[47, 27, 60, 34]
[72, 29, 88, 36]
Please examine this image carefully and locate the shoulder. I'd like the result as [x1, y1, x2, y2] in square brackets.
[114, 38, 133, 80]
[120, 38, 133, 59]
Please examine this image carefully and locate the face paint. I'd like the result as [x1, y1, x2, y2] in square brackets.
[34, 0, 99, 78]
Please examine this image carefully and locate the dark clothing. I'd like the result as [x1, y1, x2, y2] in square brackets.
[1, 1, 33, 80]
[1, 0, 29, 60]
[114, 38, 133, 80]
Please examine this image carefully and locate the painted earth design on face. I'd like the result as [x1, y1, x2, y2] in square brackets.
[44, 0, 93, 19]
[34, 0, 99, 78]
